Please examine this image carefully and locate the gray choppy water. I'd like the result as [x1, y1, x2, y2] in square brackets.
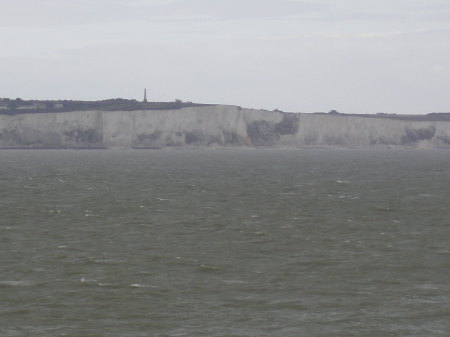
[0, 149, 449, 337]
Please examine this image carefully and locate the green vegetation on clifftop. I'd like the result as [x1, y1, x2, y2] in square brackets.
[0, 98, 211, 114]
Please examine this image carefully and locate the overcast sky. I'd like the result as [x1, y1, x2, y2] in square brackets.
[1, 0, 449, 114]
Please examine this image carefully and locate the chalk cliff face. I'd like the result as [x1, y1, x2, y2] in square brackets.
[1, 105, 450, 148]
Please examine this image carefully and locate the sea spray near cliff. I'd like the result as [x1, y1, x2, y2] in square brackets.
[1, 105, 450, 148]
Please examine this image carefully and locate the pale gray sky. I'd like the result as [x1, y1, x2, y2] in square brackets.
[1, 0, 449, 114]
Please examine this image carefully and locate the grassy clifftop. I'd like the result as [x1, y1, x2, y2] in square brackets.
[1, 97, 449, 121]
[0, 98, 211, 115]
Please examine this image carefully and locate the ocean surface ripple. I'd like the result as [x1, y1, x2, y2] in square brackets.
[0, 149, 449, 336]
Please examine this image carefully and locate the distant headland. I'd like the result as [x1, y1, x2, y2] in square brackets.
[1, 96, 449, 122]
[0, 97, 210, 114]
[1, 95, 450, 149]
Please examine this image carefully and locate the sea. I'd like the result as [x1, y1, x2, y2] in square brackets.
[0, 148, 449, 337]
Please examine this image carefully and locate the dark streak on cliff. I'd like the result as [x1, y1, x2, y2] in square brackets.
[247, 113, 299, 146]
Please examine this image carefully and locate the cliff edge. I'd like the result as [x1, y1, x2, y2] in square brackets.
[1, 105, 450, 149]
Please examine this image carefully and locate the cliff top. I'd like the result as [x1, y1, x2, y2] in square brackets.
[0, 98, 212, 114]
[1, 97, 449, 121]
[313, 111, 450, 121]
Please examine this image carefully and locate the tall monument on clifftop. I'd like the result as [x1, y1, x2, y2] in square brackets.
[143, 88, 148, 103]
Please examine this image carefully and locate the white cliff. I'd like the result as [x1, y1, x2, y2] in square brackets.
[0, 105, 450, 148]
